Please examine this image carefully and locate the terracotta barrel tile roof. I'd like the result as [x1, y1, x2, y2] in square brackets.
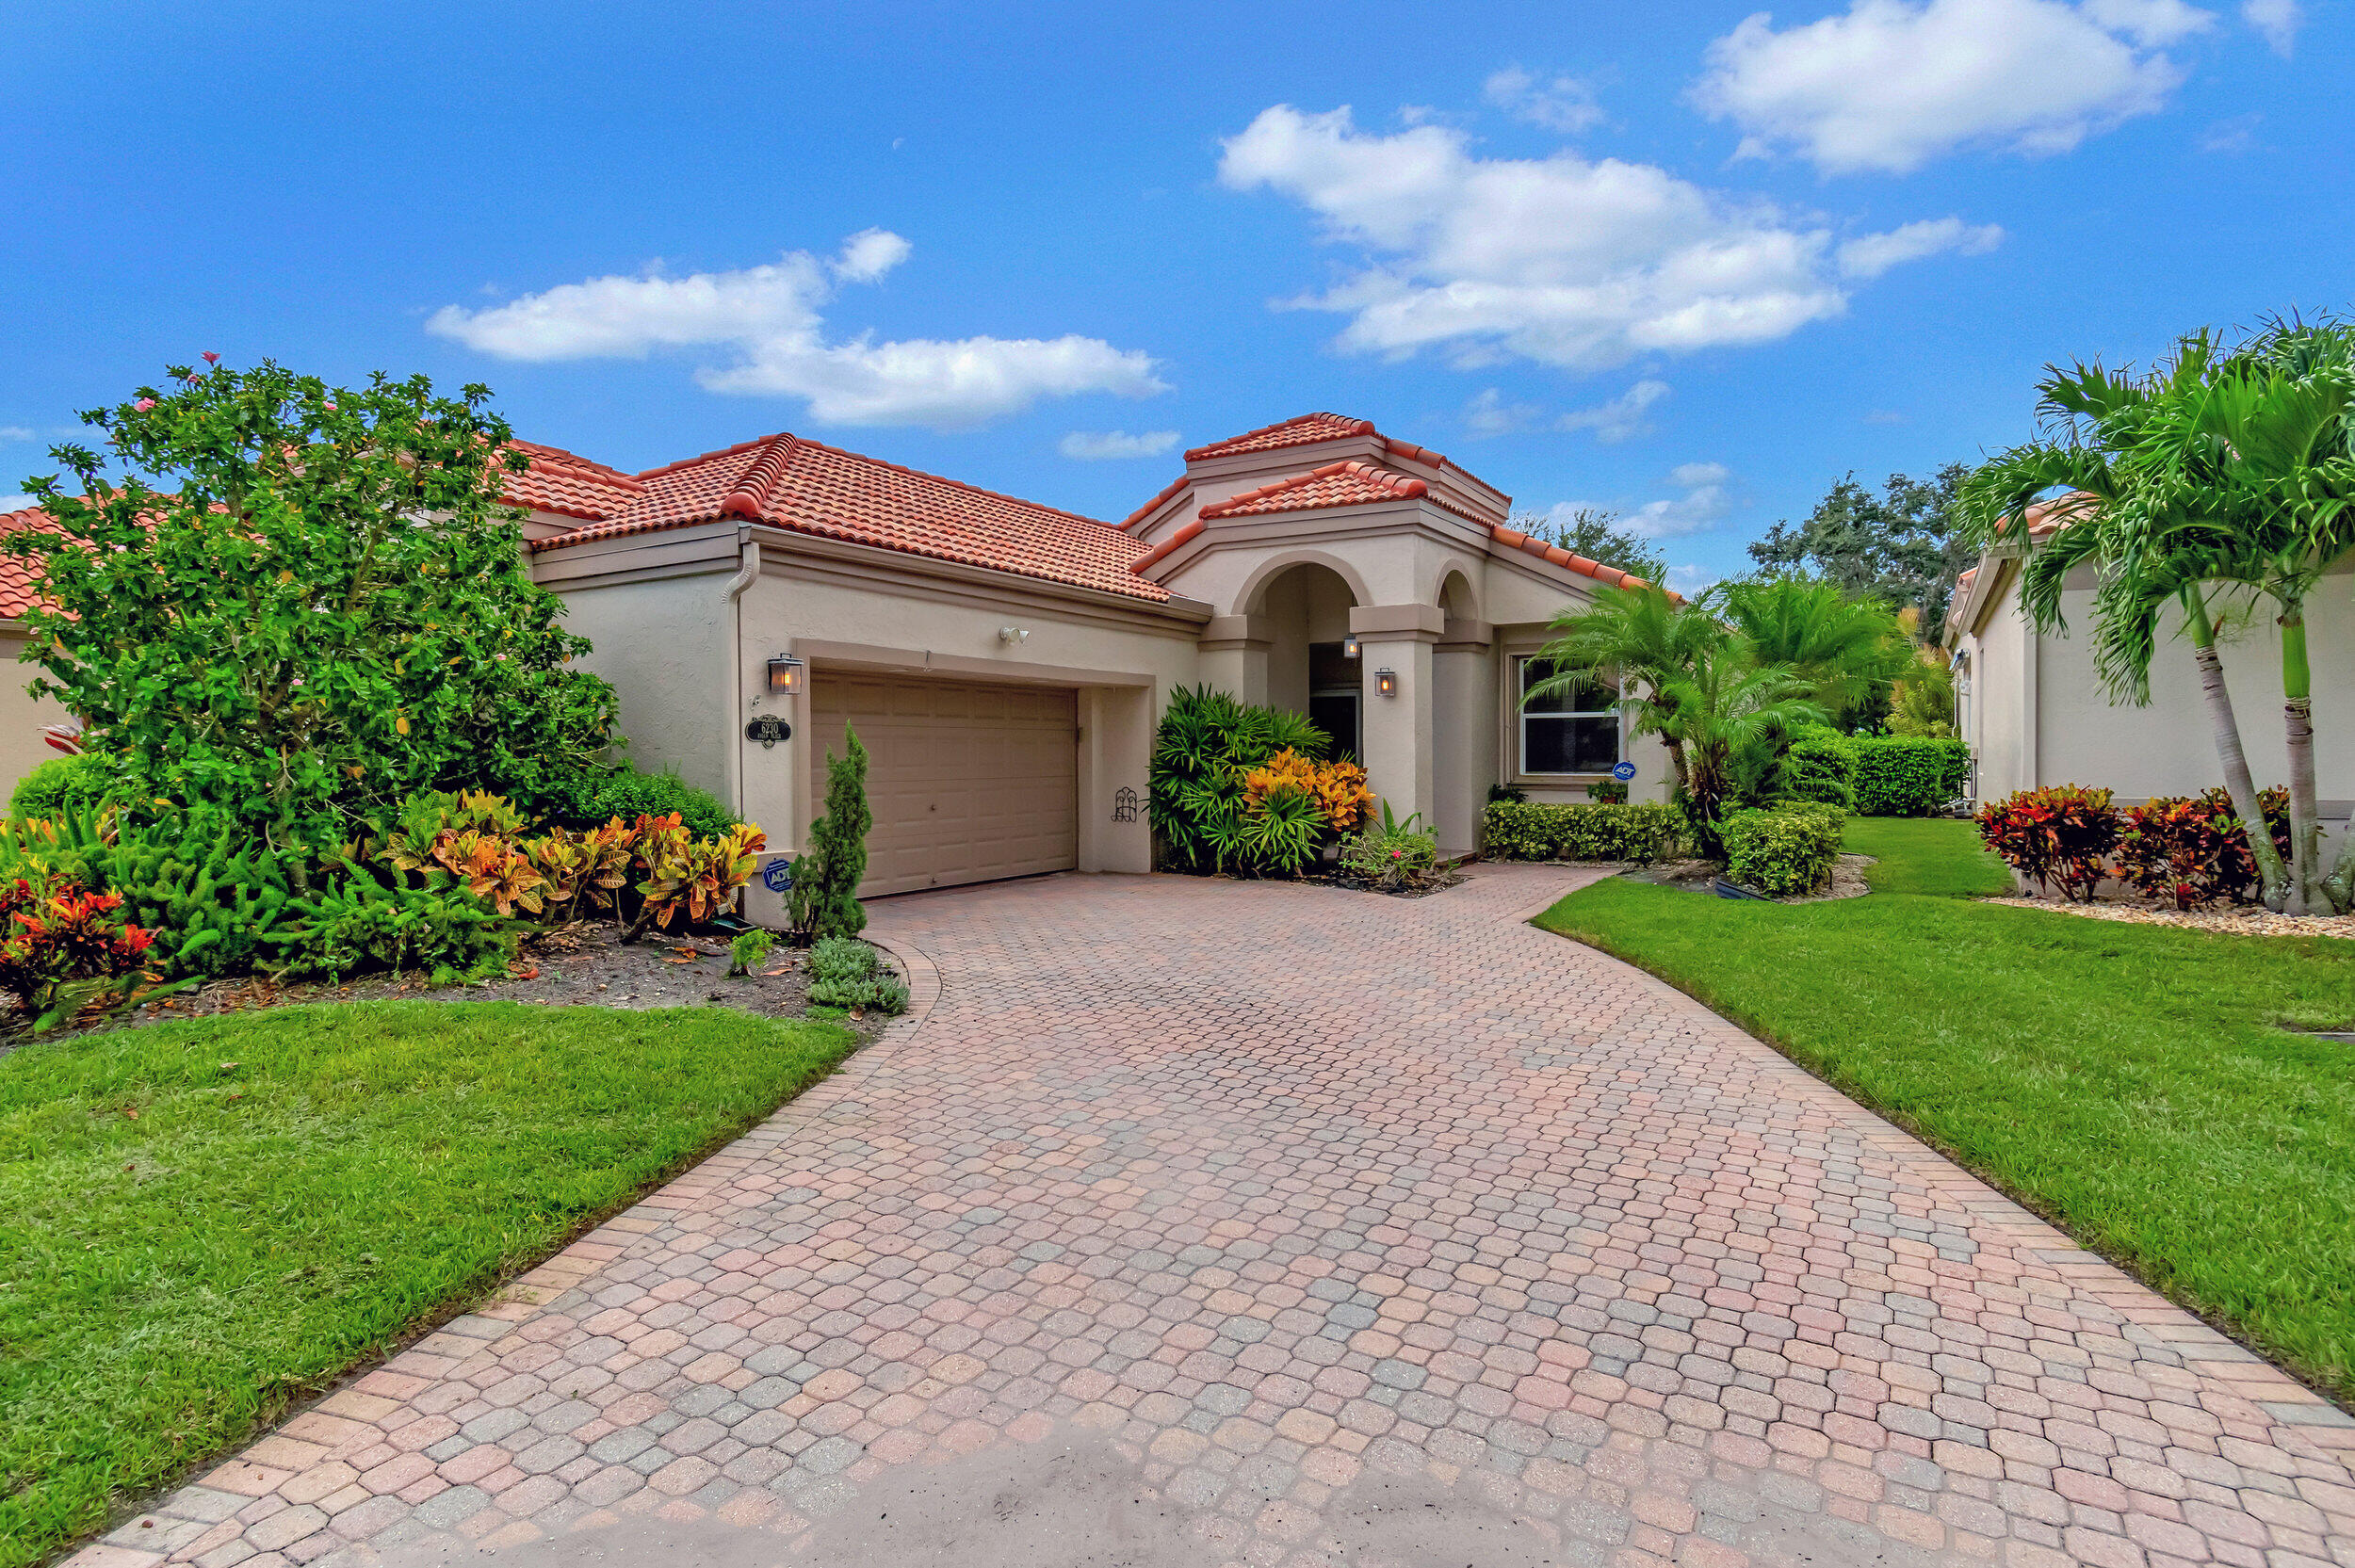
[1198, 460, 1432, 519]
[501, 441, 646, 522]
[1183, 412, 1377, 461]
[0, 507, 51, 619]
[530, 433, 1170, 603]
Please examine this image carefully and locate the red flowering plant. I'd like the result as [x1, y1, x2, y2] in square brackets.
[2114, 787, 2292, 910]
[0, 875, 159, 1029]
[1973, 784, 2120, 902]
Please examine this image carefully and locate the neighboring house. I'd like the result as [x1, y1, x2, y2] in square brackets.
[0, 534, 77, 790]
[1942, 499, 2354, 839]
[0, 413, 1663, 908]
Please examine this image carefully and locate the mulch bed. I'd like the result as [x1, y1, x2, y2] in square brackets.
[4, 921, 875, 1053]
[1985, 894, 2355, 941]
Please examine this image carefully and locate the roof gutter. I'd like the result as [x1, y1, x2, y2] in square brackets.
[722, 530, 758, 822]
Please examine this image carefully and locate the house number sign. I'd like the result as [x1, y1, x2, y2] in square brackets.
[745, 716, 792, 749]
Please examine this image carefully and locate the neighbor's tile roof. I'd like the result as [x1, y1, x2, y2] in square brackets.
[0, 507, 49, 619]
[528, 433, 1169, 602]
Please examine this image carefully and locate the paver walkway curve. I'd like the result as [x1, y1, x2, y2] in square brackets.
[87, 865, 2355, 1568]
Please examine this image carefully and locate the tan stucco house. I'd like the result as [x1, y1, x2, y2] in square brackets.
[1942, 505, 2353, 843]
[0, 412, 1662, 909]
[512, 412, 1662, 912]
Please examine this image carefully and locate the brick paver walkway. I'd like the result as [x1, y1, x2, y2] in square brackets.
[83, 866, 2355, 1568]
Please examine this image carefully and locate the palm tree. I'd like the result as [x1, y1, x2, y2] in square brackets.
[1648, 642, 1827, 854]
[1719, 575, 1912, 729]
[1965, 322, 2355, 913]
[1530, 583, 1723, 801]
[1532, 583, 1827, 856]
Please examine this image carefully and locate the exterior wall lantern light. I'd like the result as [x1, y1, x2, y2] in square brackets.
[1341, 634, 1361, 660]
[1374, 668, 1398, 697]
[767, 655, 804, 697]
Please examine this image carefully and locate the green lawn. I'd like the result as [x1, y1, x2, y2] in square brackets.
[0, 1002, 853, 1568]
[1535, 818, 2355, 1404]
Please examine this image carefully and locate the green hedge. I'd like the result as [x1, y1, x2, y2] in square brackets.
[8, 752, 112, 818]
[1481, 801, 1683, 864]
[1721, 801, 1845, 897]
[537, 767, 738, 838]
[1783, 727, 1856, 810]
[1844, 736, 1970, 816]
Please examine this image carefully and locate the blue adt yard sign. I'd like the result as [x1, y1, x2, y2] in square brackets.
[1611, 761, 1637, 783]
[760, 856, 794, 894]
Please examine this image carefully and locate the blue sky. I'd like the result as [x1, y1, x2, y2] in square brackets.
[5, 0, 2346, 589]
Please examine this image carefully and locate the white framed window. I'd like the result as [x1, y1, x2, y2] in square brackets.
[1518, 656, 1622, 775]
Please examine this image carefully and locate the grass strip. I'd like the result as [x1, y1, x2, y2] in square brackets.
[0, 1001, 853, 1568]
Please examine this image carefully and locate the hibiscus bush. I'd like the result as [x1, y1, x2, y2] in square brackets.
[6, 358, 619, 859]
[1974, 784, 2120, 901]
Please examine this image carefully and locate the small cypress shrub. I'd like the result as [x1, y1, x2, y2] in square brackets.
[788, 727, 871, 943]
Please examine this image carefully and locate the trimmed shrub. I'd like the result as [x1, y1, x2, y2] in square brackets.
[2114, 786, 2291, 909]
[1782, 726, 1857, 810]
[541, 767, 738, 839]
[1481, 801, 1683, 864]
[1721, 802, 1845, 897]
[1974, 784, 2120, 902]
[274, 878, 516, 984]
[9, 753, 112, 819]
[1845, 736, 1971, 816]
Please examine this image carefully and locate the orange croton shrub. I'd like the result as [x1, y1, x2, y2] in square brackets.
[1242, 748, 1373, 832]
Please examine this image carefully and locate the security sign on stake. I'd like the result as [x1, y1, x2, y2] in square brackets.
[760, 856, 794, 893]
[1611, 760, 1637, 783]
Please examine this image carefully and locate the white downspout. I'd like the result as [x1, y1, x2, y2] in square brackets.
[722, 530, 758, 821]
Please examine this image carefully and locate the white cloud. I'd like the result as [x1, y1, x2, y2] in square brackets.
[2199, 111, 2264, 151]
[2242, 0, 2302, 53]
[1693, 0, 2215, 174]
[0, 494, 32, 512]
[428, 233, 1168, 429]
[1666, 563, 1718, 596]
[0, 428, 32, 443]
[831, 227, 912, 283]
[1059, 429, 1180, 461]
[1484, 66, 1606, 132]
[1217, 105, 1992, 372]
[1557, 379, 1672, 443]
[1550, 461, 1737, 541]
[1863, 408, 1909, 424]
[1837, 218, 2006, 279]
[1465, 388, 1545, 435]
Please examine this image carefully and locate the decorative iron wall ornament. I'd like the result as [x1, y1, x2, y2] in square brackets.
[1112, 786, 1141, 824]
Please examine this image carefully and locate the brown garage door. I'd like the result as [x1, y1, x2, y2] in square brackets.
[808, 672, 1078, 897]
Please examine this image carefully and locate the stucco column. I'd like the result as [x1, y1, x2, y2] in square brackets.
[1353, 604, 1444, 830]
[1196, 613, 1271, 705]
[1432, 618, 1496, 858]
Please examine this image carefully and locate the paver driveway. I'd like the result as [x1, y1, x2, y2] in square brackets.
[88, 866, 2355, 1568]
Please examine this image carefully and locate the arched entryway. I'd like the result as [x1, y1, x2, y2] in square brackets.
[1248, 560, 1364, 760]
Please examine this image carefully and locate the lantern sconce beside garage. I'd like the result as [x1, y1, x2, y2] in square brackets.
[767, 655, 804, 698]
[1374, 668, 1398, 697]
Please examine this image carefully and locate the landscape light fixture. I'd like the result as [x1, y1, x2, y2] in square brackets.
[767, 655, 804, 697]
[1375, 668, 1398, 697]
